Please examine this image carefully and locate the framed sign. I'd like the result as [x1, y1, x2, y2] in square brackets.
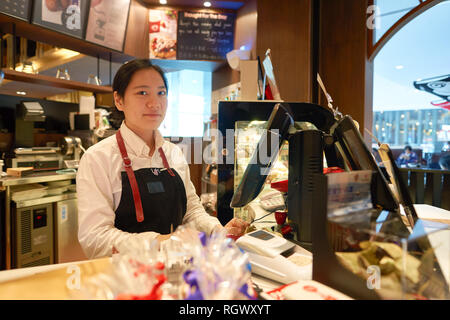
[85, 0, 131, 51]
[177, 11, 235, 61]
[149, 9, 178, 60]
[0, 0, 32, 21]
[31, 0, 89, 39]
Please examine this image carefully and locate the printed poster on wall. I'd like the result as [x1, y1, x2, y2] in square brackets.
[85, 0, 131, 51]
[31, 0, 89, 39]
[0, 0, 32, 21]
[149, 9, 178, 60]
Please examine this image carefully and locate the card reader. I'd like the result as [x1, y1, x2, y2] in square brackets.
[236, 229, 313, 284]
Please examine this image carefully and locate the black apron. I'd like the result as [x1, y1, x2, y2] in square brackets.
[113, 130, 187, 234]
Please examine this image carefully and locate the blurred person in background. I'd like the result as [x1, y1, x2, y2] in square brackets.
[397, 145, 418, 166]
[439, 153, 450, 170]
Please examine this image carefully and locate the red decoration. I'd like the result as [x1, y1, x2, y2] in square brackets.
[264, 83, 274, 100]
[271, 180, 288, 193]
[275, 211, 287, 225]
[281, 225, 293, 236]
[323, 167, 345, 174]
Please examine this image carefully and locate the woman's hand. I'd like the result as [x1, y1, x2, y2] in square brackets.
[224, 218, 250, 239]
[156, 233, 172, 243]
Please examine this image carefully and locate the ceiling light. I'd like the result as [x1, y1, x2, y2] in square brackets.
[159, 0, 167, 4]
[16, 91, 26, 95]
[204, 1, 212, 7]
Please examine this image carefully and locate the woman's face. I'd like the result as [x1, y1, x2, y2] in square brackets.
[114, 68, 167, 133]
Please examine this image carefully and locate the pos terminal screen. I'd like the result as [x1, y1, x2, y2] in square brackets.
[248, 230, 275, 241]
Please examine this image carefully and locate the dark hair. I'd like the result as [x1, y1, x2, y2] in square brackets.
[439, 154, 450, 170]
[112, 59, 168, 98]
[404, 145, 412, 151]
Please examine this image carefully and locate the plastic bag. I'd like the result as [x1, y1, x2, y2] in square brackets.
[171, 227, 256, 300]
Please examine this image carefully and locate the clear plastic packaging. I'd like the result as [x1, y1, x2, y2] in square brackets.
[76, 227, 255, 300]
[170, 227, 255, 300]
[77, 237, 167, 300]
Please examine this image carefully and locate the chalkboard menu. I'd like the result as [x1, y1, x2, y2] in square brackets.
[177, 11, 235, 61]
[0, 0, 32, 21]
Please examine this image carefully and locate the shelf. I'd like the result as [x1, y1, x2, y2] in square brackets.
[0, 171, 76, 187]
[1, 68, 113, 94]
[14, 192, 77, 208]
[0, 13, 134, 63]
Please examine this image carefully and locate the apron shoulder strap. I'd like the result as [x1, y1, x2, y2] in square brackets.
[158, 147, 175, 177]
[116, 130, 144, 223]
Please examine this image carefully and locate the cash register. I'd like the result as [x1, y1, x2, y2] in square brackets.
[229, 101, 449, 298]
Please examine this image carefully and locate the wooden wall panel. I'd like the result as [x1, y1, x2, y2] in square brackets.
[318, 0, 373, 140]
[234, 0, 257, 59]
[212, 0, 257, 92]
[256, 0, 313, 102]
[123, 0, 150, 59]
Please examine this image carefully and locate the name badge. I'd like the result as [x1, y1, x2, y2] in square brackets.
[147, 181, 165, 194]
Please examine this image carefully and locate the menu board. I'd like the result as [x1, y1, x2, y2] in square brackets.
[177, 11, 235, 61]
[0, 0, 32, 21]
[85, 0, 131, 51]
[31, 0, 89, 39]
[149, 9, 178, 60]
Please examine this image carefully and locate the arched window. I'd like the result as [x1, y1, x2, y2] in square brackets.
[371, 0, 450, 167]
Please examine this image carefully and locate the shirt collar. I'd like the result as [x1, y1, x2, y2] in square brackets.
[119, 121, 166, 156]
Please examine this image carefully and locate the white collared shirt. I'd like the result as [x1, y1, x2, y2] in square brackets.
[76, 122, 222, 259]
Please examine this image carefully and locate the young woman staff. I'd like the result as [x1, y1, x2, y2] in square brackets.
[77, 59, 248, 259]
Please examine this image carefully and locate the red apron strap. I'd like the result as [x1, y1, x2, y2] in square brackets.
[158, 147, 175, 177]
[116, 130, 144, 223]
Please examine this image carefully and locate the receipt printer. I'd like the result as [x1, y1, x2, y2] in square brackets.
[236, 229, 313, 284]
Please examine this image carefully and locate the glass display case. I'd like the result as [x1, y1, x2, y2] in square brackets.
[328, 211, 450, 299]
[319, 170, 450, 300]
[233, 120, 316, 221]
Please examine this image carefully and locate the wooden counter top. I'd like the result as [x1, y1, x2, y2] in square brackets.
[0, 258, 111, 300]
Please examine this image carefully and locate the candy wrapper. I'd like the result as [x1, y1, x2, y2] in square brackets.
[77, 237, 168, 300]
[170, 226, 256, 300]
[76, 227, 255, 300]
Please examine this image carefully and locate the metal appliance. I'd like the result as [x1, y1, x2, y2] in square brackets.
[54, 198, 86, 263]
[59, 136, 86, 169]
[59, 136, 84, 161]
[15, 102, 46, 148]
[13, 203, 54, 268]
[12, 147, 64, 171]
[11, 136, 86, 171]
[18, 102, 46, 122]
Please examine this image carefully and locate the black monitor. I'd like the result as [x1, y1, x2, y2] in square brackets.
[331, 115, 398, 212]
[230, 103, 294, 208]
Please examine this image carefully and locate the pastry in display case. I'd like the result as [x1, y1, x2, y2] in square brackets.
[321, 169, 450, 300]
[329, 210, 450, 299]
[232, 120, 316, 225]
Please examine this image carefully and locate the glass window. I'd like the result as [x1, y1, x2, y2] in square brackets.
[373, 1, 450, 166]
[160, 69, 212, 137]
[373, 0, 421, 43]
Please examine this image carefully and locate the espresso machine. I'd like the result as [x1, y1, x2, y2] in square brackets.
[12, 136, 85, 171]
[59, 136, 86, 169]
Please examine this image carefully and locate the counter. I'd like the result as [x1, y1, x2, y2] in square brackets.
[0, 255, 284, 300]
[0, 170, 77, 270]
[0, 257, 111, 300]
[0, 171, 76, 187]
